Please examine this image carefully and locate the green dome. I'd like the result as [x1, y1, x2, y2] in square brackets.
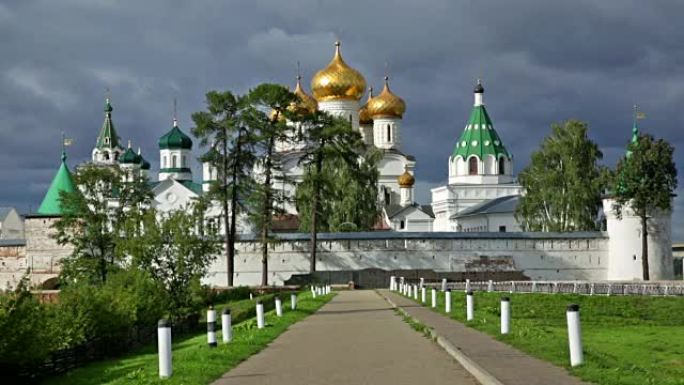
[159, 120, 192, 150]
[37, 152, 77, 216]
[119, 147, 141, 164]
[140, 155, 151, 170]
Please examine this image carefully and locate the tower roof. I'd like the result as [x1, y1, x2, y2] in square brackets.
[367, 77, 406, 119]
[37, 152, 77, 216]
[311, 41, 366, 102]
[120, 147, 141, 164]
[159, 119, 192, 150]
[452, 81, 510, 160]
[95, 98, 122, 150]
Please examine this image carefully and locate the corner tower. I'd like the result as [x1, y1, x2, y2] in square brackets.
[449, 81, 513, 185]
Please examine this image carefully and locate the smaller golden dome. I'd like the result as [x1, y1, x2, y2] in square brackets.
[311, 41, 367, 102]
[359, 87, 374, 125]
[398, 169, 415, 187]
[367, 76, 406, 119]
[291, 75, 317, 114]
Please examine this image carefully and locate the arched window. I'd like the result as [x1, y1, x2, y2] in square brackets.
[162, 156, 167, 168]
[172, 155, 177, 168]
[386, 124, 391, 142]
[468, 157, 478, 175]
[103, 151, 110, 161]
[384, 187, 390, 205]
[182, 155, 186, 167]
[498, 157, 505, 175]
[113, 152, 118, 161]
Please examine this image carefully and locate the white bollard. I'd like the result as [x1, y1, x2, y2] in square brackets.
[501, 297, 510, 334]
[531, 281, 537, 293]
[407, 284, 412, 298]
[413, 284, 418, 300]
[590, 283, 595, 296]
[431, 288, 437, 308]
[275, 296, 283, 317]
[573, 282, 578, 294]
[420, 277, 425, 288]
[421, 287, 427, 303]
[207, 306, 217, 348]
[510, 281, 515, 293]
[256, 301, 265, 329]
[607, 284, 612, 296]
[390, 275, 396, 291]
[465, 279, 471, 293]
[158, 319, 172, 378]
[445, 289, 452, 313]
[566, 304, 584, 367]
[441, 278, 447, 292]
[249, 292, 253, 300]
[488, 280, 494, 292]
[291, 293, 297, 310]
[466, 290, 474, 321]
[664, 285, 669, 296]
[312, 286, 317, 298]
[221, 308, 232, 343]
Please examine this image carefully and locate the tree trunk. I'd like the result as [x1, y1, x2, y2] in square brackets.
[641, 214, 650, 281]
[261, 137, 275, 287]
[222, 133, 234, 287]
[228, 128, 242, 288]
[309, 144, 324, 273]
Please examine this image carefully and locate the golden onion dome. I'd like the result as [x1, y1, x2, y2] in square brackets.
[358, 87, 374, 125]
[311, 41, 366, 102]
[291, 75, 317, 114]
[397, 169, 415, 188]
[366, 76, 406, 119]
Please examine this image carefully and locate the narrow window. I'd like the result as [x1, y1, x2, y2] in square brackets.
[386, 124, 391, 142]
[400, 220, 405, 230]
[182, 155, 186, 167]
[499, 226, 506, 232]
[469, 157, 478, 175]
[162, 156, 167, 168]
[103, 152, 110, 160]
[498, 157, 505, 175]
[172, 155, 177, 168]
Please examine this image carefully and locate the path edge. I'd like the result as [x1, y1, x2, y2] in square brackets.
[377, 290, 505, 385]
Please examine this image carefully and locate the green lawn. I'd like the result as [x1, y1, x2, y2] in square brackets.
[43, 291, 334, 385]
[405, 289, 684, 385]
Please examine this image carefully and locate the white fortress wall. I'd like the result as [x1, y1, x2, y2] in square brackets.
[203, 232, 609, 287]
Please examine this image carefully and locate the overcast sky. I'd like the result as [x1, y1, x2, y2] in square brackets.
[1, 0, 683, 239]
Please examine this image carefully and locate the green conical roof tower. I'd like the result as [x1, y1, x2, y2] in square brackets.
[452, 80, 510, 160]
[37, 151, 77, 215]
[95, 98, 121, 150]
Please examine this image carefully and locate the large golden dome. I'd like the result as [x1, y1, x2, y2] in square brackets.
[397, 169, 415, 187]
[311, 41, 366, 102]
[366, 76, 406, 119]
[359, 87, 374, 125]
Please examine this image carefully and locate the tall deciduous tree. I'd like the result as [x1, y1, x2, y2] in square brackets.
[191, 91, 254, 287]
[515, 120, 606, 232]
[243, 84, 297, 286]
[54, 165, 153, 284]
[612, 134, 677, 280]
[121, 200, 221, 317]
[296, 111, 367, 272]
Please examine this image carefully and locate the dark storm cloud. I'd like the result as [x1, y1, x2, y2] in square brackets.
[2, 0, 684, 239]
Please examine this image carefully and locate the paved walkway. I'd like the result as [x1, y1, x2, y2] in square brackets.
[380, 290, 591, 385]
[212, 290, 478, 385]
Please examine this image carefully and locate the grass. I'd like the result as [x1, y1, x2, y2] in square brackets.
[403, 289, 684, 385]
[42, 291, 334, 385]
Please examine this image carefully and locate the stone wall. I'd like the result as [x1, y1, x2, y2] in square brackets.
[203, 232, 609, 287]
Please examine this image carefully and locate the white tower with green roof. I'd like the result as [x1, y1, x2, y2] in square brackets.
[91, 98, 124, 165]
[431, 81, 522, 232]
[449, 81, 514, 184]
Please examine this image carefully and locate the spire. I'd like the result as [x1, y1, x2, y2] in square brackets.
[626, 104, 644, 158]
[453, 80, 510, 161]
[95, 95, 121, 150]
[474, 79, 484, 106]
[37, 149, 76, 215]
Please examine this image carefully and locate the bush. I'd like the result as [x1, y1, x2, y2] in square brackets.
[191, 283, 253, 308]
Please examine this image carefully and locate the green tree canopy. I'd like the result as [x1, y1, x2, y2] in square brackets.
[515, 120, 607, 232]
[611, 133, 677, 280]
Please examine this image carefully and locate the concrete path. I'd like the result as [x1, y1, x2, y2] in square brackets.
[380, 290, 591, 385]
[212, 290, 478, 385]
